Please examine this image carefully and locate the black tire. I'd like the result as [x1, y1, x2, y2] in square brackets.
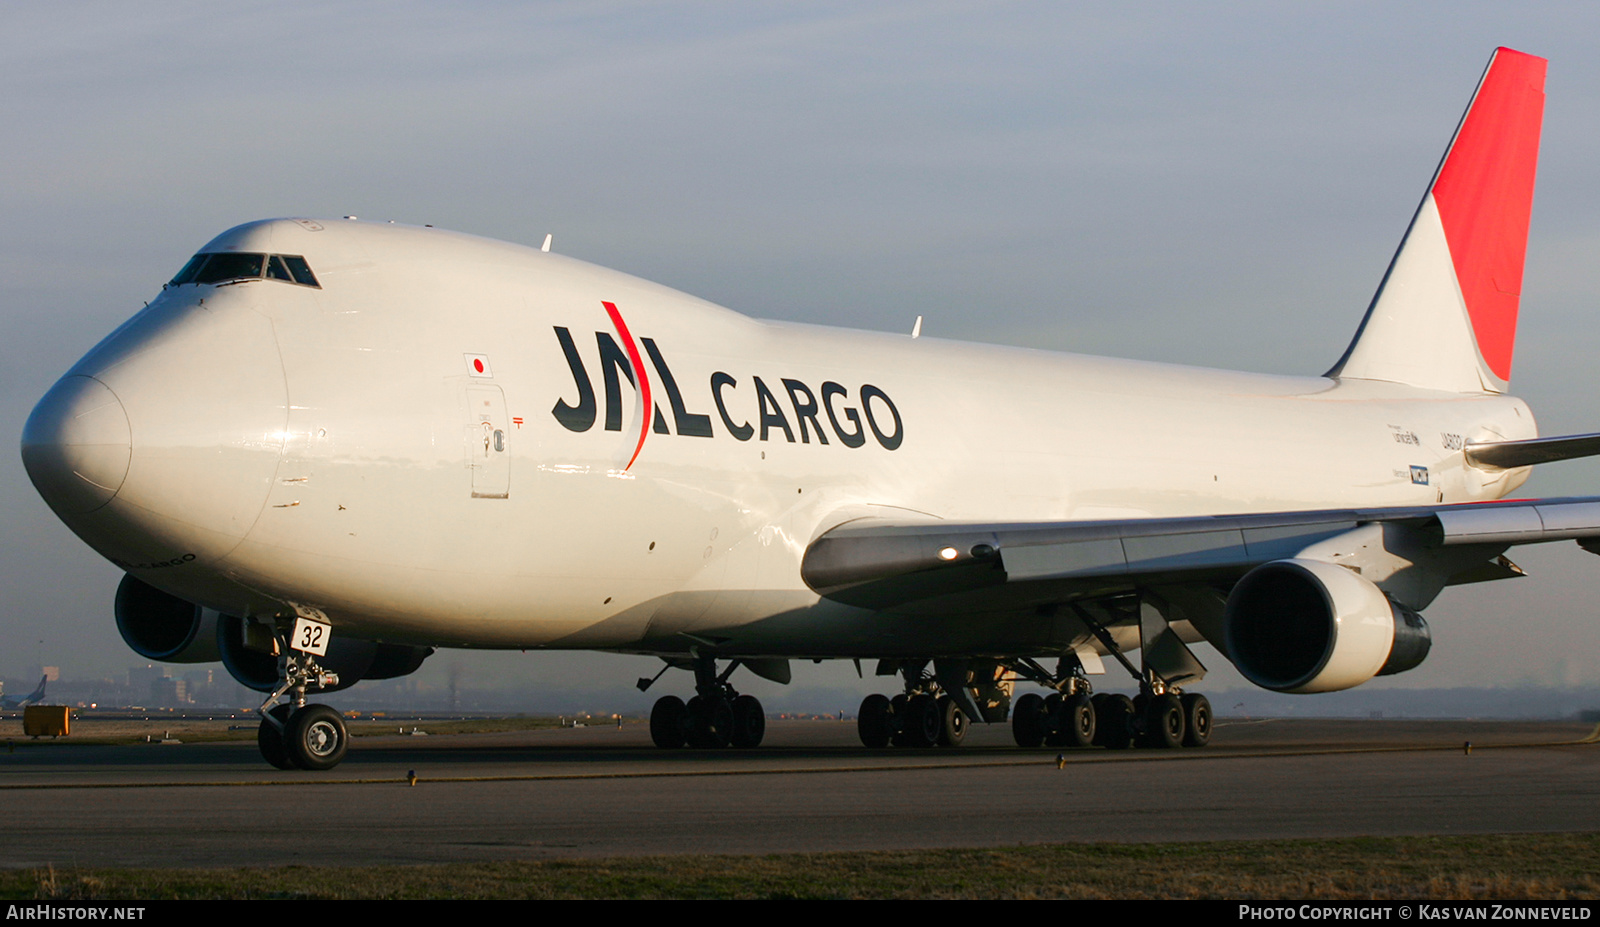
[1063, 693, 1096, 748]
[1089, 694, 1110, 746]
[257, 704, 295, 770]
[858, 693, 893, 748]
[889, 694, 911, 746]
[650, 695, 687, 749]
[1181, 693, 1212, 748]
[1141, 693, 1185, 749]
[1042, 693, 1067, 747]
[904, 694, 940, 748]
[684, 695, 709, 748]
[1098, 694, 1136, 750]
[936, 695, 966, 747]
[730, 694, 765, 748]
[1011, 692, 1045, 748]
[686, 695, 734, 748]
[284, 704, 348, 771]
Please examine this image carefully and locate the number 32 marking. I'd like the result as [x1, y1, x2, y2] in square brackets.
[291, 617, 332, 656]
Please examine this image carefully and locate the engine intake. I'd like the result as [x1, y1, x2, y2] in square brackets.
[1224, 558, 1431, 693]
[114, 575, 219, 663]
[216, 614, 279, 691]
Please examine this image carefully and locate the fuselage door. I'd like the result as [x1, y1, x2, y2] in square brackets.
[465, 384, 510, 499]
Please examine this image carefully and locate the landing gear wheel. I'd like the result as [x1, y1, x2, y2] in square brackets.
[257, 704, 295, 770]
[685, 695, 734, 748]
[1140, 693, 1185, 749]
[730, 694, 765, 748]
[650, 695, 688, 749]
[1181, 693, 1212, 748]
[889, 694, 912, 746]
[1090, 694, 1109, 746]
[1096, 694, 1136, 750]
[936, 695, 966, 747]
[1011, 692, 1045, 748]
[904, 694, 941, 748]
[284, 704, 348, 771]
[1062, 693, 1096, 748]
[1042, 693, 1067, 747]
[858, 694, 893, 748]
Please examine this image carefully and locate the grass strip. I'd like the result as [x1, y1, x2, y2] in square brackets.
[5, 833, 1598, 900]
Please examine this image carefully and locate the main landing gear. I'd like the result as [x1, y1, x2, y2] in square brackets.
[1001, 654, 1110, 749]
[855, 661, 971, 749]
[847, 599, 1215, 753]
[1014, 604, 1212, 751]
[1024, 687, 1209, 751]
[256, 631, 349, 771]
[1011, 664, 1210, 752]
[647, 654, 766, 749]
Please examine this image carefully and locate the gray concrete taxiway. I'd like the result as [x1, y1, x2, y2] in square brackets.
[1, 718, 1596, 869]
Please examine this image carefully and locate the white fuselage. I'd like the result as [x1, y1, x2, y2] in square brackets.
[41, 219, 1534, 657]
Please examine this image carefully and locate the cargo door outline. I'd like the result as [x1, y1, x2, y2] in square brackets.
[465, 384, 510, 499]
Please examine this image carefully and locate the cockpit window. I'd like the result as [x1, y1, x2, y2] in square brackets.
[169, 254, 209, 286]
[282, 255, 319, 287]
[168, 252, 322, 289]
[194, 253, 264, 284]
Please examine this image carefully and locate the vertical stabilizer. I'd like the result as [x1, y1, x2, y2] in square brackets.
[1329, 48, 1545, 394]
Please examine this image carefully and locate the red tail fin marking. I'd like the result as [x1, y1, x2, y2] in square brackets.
[1432, 47, 1546, 383]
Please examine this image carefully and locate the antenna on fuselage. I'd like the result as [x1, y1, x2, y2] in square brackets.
[541, 234, 552, 253]
[911, 315, 923, 339]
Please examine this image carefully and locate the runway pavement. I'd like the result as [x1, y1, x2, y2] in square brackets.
[0, 718, 1596, 869]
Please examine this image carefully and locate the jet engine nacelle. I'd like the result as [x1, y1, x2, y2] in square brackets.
[114, 574, 221, 663]
[216, 614, 433, 692]
[1223, 558, 1432, 693]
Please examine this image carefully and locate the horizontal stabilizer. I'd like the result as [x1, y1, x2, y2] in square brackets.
[1465, 432, 1600, 470]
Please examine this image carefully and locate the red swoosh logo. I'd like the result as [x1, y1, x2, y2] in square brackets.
[602, 301, 651, 471]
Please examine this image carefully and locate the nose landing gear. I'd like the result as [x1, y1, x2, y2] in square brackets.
[254, 625, 349, 770]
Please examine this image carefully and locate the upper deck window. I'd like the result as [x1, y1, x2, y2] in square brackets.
[168, 252, 321, 289]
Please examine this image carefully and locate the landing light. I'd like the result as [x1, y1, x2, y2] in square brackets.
[938, 547, 959, 561]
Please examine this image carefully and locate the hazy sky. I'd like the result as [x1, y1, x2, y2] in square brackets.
[5, 3, 1600, 705]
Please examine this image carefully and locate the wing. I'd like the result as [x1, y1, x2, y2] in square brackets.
[803, 496, 1600, 695]
[803, 496, 1600, 612]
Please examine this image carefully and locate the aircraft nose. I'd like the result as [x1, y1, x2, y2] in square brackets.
[21, 375, 132, 515]
[22, 295, 289, 570]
